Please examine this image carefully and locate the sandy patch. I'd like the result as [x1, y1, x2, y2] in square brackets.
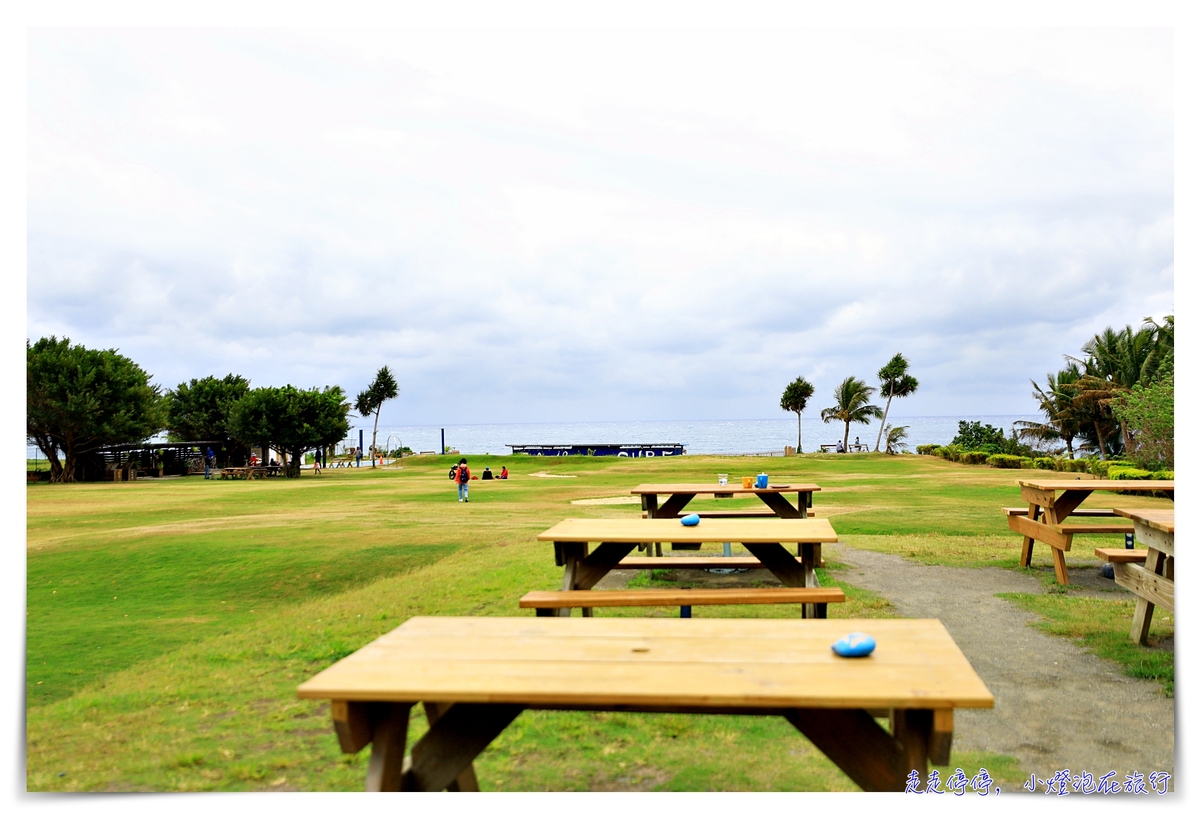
[528, 472, 577, 478]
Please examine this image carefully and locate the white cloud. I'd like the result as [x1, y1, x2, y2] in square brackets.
[26, 26, 1173, 425]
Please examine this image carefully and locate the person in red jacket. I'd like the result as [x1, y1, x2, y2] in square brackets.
[455, 458, 471, 502]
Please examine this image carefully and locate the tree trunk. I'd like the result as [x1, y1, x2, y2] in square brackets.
[1093, 421, 1107, 461]
[1065, 438, 1074, 460]
[32, 432, 64, 482]
[287, 450, 301, 478]
[796, 411, 803, 453]
[874, 389, 894, 452]
[843, 422, 850, 452]
[371, 408, 381, 468]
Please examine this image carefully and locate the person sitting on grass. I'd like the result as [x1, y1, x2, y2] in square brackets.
[455, 458, 471, 502]
[500, 466, 508, 480]
[482, 466, 493, 480]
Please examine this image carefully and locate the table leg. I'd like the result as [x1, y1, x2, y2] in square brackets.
[655, 493, 695, 519]
[1019, 503, 1040, 567]
[403, 703, 523, 792]
[363, 702, 412, 792]
[424, 702, 480, 791]
[558, 542, 587, 617]
[757, 492, 803, 518]
[741, 542, 826, 618]
[786, 707, 928, 791]
[1130, 546, 1165, 645]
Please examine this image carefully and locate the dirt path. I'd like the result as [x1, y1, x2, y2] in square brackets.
[826, 544, 1174, 783]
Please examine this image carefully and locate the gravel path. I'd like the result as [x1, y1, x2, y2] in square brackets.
[826, 543, 1174, 783]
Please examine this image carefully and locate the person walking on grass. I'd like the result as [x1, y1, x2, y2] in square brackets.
[456, 457, 471, 502]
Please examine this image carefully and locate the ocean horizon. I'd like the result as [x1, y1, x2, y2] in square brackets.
[341, 415, 1033, 458]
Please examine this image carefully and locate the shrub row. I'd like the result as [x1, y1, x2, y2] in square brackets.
[918, 445, 1108, 474]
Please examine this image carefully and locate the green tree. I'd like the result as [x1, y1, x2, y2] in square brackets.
[873, 353, 919, 452]
[1111, 361, 1173, 470]
[820, 377, 883, 452]
[228, 385, 351, 477]
[950, 420, 1007, 452]
[1015, 365, 1084, 459]
[354, 366, 399, 468]
[779, 376, 815, 453]
[1069, 320, 1171, 457]
[165, 374, 250, 464]
[27, 336, 165, 482]
[883, 424, 909, 455]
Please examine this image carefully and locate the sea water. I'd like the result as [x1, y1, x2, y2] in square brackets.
[359, 415, 1029, 457]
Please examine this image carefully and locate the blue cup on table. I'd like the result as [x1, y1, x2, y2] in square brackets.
[755, 473, 768, 489]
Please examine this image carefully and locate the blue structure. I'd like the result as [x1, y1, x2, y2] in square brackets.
[508, 443, 685, 457]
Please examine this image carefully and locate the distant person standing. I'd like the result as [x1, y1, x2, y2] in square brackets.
[456, 458, 471, 502]
[205, 446, 215, 479]
[354, 447, 362, 468]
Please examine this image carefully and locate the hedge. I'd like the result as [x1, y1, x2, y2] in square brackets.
[986, 454, 1029, 469]
[1107, 465, 1154, 481]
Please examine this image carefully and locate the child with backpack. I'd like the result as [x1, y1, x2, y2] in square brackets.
[455, 458, 471, 502]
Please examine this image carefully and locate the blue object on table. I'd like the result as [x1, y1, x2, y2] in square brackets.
[681, 514, 700, 526]
[832, 633, 876, 658]
[755, 473, 768, 489]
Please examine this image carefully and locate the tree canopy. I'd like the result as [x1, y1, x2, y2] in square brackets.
[355, 366, 399, 468]
[27, 336, 165, 482]
[228, 386, 351, 477]
[1111, 361, 1173, 470]
[820, 377, 882, 451]
[165, 374, 250, 458]
[779, 376, 815, 452]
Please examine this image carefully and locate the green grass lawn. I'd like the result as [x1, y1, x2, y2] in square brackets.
[26, 452, 1170, 791]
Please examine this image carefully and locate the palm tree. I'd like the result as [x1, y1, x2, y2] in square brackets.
[820, 377, 883, 452]
[873, 353, 919, 452]
[355, 365, 399, 468]
[780, 376, 815, 453]
[883, 424, 909, 454]
[1015, 364, 1084, 459]
[1069, 324, 1160, 456]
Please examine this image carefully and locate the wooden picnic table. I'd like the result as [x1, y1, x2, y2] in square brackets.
[1006, 478, 1174, 585]
[1109, 508, 1174, 644]
[631, 483, 821, 520]
[538, 517, 838, 617]
[297, 615, 994, 791]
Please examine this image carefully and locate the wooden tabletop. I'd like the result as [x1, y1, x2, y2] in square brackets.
[1018, 478, 1174, 492]
[297, 616, 994, 710]
[1111, 507, 1175, 534]
[537, 517, 838, 544]
[631, 483, 821, 495]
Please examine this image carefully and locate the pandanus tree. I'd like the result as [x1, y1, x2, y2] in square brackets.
[873, 353, 918, 452]
[820, 377, 883, 452]
[355, 365, 399, 467]
[780, 376, 815, 453]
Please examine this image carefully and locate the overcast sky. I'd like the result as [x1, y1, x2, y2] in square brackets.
[26, 26, 1174, 427]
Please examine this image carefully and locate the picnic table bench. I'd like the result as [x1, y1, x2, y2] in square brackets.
[297, 616, 994, 791]
[1005, 478, 1173, 585]
[1105, 508, 1174, 644]
[536, 517, 839, 618]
